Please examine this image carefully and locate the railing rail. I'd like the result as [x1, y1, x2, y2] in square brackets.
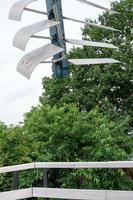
[0, 187, 133, 200]
[0, 161, 133, 199]
[0, 163, 35, 174]
[0, 161, 133, 174]
[0, 188, 32, 200]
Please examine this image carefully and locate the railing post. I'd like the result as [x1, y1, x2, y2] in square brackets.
[12, 171, 19, 190]
[43, 168, 48, 200]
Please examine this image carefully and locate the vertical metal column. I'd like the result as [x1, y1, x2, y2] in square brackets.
[45, 0, 69, 78]
[12, 171, 19, 190]
[43, 168, 48, 200]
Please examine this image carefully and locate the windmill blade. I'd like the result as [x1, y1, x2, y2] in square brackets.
[9, 1, 119, 33]
[11, 5, 119, 32]
[9, 0, 38, 21]
[69, 58, 120, 65]
[75, 0, 119, 14]
[66, 38, 117, 49]
[88, 22, 119, 32]
[63, 16, 120, 32]
[17, 44, 64, 79]
[13, 20, 60, 51]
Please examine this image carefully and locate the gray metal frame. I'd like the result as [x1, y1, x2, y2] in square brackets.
[45, 0, 69, 78]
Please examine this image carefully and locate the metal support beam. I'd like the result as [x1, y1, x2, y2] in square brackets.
[24, 7, 47, 15]
[31, 35, 52, 40]
[12, 171, 19, 190]
[43, 169, 48, 200]
[45, 0, 69, 78]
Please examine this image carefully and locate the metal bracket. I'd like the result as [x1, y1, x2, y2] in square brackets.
[12, 171, 19, 190]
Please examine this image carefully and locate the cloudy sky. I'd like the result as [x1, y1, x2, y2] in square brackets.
[0, 0, 112, 125]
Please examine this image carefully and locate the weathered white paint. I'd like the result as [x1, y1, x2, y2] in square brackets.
[0, 161, 133, 174]
[36, 162, 108, 169]
[0, 188, 133, 200]
[0, 188, 32, 200]
[35, 161, 133, 169]
[33, 188, 133, 200]
[0, 163, 34, 173]
[33, 188, 106, 200]
[106, 161, 133, 169]
[107, 190, 133, 200]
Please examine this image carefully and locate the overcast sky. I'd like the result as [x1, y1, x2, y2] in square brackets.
[0, 0, 112, 125]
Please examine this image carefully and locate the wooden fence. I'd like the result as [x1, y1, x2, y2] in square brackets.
[0, 161, 133, 200]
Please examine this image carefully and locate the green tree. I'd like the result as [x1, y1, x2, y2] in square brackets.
[0, 126, 31, 166]
[0, 122, 7, 134]
[0, 126, 32, 191]
[37, 0, 133, 190]
[23, 104, 133, 190]
[40, 0, 133, 128]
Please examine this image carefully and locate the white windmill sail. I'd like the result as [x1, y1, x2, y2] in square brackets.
[88, 22, 119, 32]
[63, 16, 120, 32]
[13, 20, 60, 51]
[69, 58, 120, 65]
[17, 44, 64, 79]
[9, 0, 121, 79]
[66, 38, 117, 49]
[75, 0, 119, 14]
[8, 0, 38, 21]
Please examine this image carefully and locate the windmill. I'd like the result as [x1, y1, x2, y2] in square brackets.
[9, 0, 120, 79]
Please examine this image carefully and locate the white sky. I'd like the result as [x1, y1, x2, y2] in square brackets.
[0, 0, 112, 125]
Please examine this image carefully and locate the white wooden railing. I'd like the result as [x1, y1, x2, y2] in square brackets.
[0, 161, 133, 173]
[0, 161, 133, 200]
[1, 187, 133, 200]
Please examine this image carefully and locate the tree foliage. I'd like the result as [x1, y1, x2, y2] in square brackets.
[40, 0, 133, 128]
[0, 0, 133, 193]
[23, 104, 133, 190]
[0, 122, 7, 134]
[0, 104, 132, 190]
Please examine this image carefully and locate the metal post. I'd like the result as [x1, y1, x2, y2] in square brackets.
[12, 171, 19, 190]
[45, 0, 69, 78]
[43, 168, 48, 200]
